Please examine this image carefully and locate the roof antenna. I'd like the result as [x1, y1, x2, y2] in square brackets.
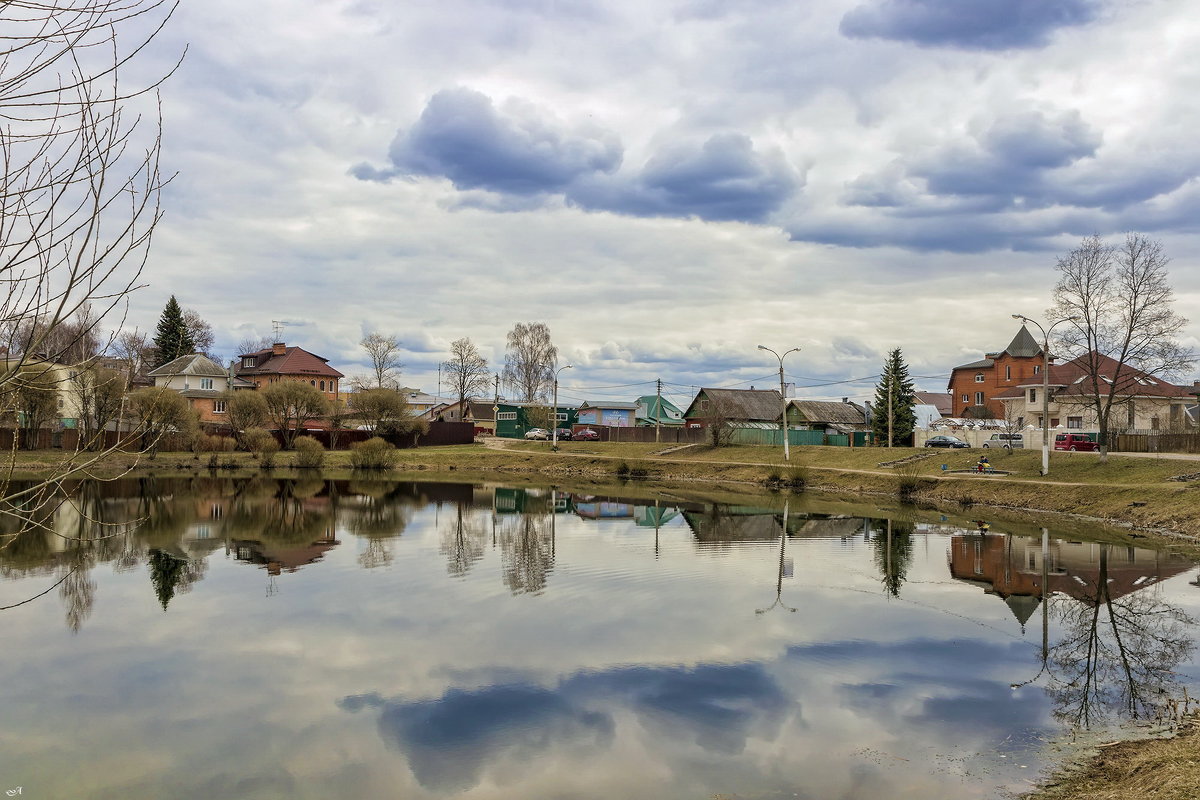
[271, 320, 290, 342]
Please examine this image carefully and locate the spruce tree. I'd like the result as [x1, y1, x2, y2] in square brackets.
[151, 295, 195, 366]
[872, 348, 917, 446]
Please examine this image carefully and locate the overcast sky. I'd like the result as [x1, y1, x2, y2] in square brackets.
[126, 0, 1200, 406]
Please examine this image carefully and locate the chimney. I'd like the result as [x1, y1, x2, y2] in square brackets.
[842, 397, 849, 403]
[272, 342, 286, 356]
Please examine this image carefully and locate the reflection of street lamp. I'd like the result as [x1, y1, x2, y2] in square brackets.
[757, 498, 797, 614]
[1011, 314, 1079, 476]
[758, 345, 801, 462]
[551, 365, 572, 450]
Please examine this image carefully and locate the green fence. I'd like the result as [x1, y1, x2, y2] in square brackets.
[728, 428, 856, 447]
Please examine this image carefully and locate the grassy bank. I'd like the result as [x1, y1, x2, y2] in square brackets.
[6, 440, 1200, 544]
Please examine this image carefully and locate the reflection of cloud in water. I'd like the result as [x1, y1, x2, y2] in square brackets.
[342, 662, 791, 791]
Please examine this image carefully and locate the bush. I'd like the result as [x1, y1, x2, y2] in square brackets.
[348, 436, 399, 470]
[293, 436, 326, 469]
[243, 427, 280, 469]
[615, 462, 630, 478]
[787, 464, 809, 490]
[196, 434, 235, 452]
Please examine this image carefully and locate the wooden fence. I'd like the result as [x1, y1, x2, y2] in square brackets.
[1109, 431, 1200, 454]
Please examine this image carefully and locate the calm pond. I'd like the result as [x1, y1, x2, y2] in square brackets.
[1, 477, 1198, 800]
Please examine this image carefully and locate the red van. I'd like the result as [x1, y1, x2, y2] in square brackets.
[1054, 433, 1099, 452]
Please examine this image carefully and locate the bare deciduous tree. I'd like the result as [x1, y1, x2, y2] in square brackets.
[0, 0, 181, 546]
[1050, 233, 1194, 461]
[502, 322, 557, 403]
[261, 380, 329, 449]
[72, 366, 126, 450]
[236, 335, 273, 357]
[182, 309, 215, 359]
[359, 332, 404, 390]
[443, 338, 490, 417]
[112, 329, 152, 388]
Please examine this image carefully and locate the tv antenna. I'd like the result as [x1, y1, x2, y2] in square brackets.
[271, 320, 290, 342]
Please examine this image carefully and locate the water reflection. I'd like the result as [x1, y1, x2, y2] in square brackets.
[2, 478, 1199, 799]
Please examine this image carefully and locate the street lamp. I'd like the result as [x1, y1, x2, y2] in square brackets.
[551, 364, 572, 450]
[1011, 314, 1079, 476]
[758, 345, 801, 461]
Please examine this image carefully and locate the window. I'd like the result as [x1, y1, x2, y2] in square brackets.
[554, 412, 568, 422]
[213, 400, 226, 414]
[310, 380, 316, 386]
[1050, 418, 1059, 427]
[1067, 417, 1082, 429]
[1151, 416, 1160, 431]
[974, 392, 984, 405]
[319, 380, 325, 391]
[1005, 365, 1011, 381]
[497, 412, 517, 421]
[1017, 416, 1024, 428]
[242, 357, 255, 368]
[961, 393, 969, 403]
[200, 378, 213, 390]
[1033, 364, 1040, 374]
[974, 373, 985, 383]
[1029, 388, 1037, 403]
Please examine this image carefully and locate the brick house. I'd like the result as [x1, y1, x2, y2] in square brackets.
[947, 326, 1044, 418]
[147, 353, 253, 424]
[993, 351, 1198, 433]
[234, 342, 343, 402]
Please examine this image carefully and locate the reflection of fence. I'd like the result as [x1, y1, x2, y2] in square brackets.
[1110, 431, 1200, 454]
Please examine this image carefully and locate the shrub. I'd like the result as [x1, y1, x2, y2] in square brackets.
[348, 436, 398, 470]
[293, 436, 326, 469]
[787, 464, 809, 491]
[895, 461, 930, 502]
[615, 462, 630, 478]
[196, 434, 235, 452]
[243, 427, 280, 469]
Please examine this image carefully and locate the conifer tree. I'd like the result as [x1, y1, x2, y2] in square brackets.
[152, 295, 196, 366]
[872, 348, 916, 446]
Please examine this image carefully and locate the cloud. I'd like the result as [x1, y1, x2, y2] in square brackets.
[353, 87, 622, 194]
[356, 90, 801, 224]
[570, 133, 801, 223]
[840, 0, 1100, 50]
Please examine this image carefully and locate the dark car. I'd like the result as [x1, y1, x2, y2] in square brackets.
[1054, 433, 1100, 452]
[924, 435, 969, 449]
[573, 428, 600, 441]
[555, 428, 572, 441]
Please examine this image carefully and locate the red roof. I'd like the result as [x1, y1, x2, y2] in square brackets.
[236, 344, 344, 380]
[993, 352, 1192, 400]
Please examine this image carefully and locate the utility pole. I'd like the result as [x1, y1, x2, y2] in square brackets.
[551, 365, 572, 450]
[493, 374, 500, 437]
[655, 378, 662, 444]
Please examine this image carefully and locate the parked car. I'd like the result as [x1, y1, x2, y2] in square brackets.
[982, 433, 1024, 450]
[924, 435, 969, 449]
[573, 428, 600, 441]
[555, 428, 572, 441]
[524, 428, 550, 440]
[1054, 433, 1100, 452]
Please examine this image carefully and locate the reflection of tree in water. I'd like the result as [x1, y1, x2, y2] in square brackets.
[1047, 544, 1196, 728]
[499, 513, 554, 595]
[344, 481, 413, 569]
[871, 519, 914, 597]
[226, 478, 334, 544]
[438, 504, 487, 577]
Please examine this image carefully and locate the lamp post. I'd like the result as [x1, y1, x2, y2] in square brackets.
[758, 345, 801, 462]
[551, 364, 572, 450]
[1011, 314, 1078, 476]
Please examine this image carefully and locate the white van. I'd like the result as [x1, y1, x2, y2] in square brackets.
[982, 433, 1024, 450]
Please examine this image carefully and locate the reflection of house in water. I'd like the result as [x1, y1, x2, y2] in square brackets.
[574, 500, 634, 520]
[948, 533, 1194, 625]
[685, 508, 871, 544]
[230, 536, 340, 576]
[634, 505, 679, 528]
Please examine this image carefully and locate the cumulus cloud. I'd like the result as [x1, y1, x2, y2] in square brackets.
[354, 87, 623, 194]
[570, 133, 801, 223]
[356, 90, 801, 224]
[840, 0, 1100, 50]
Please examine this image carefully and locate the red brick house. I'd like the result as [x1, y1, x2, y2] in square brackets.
[234, 342, 343, 402]
[947, 326, 1044, 418]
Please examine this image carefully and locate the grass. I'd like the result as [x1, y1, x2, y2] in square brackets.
[1024, 714, 1199, 800]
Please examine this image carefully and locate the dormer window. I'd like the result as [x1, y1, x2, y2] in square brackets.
[974, 373, 985, 383]
[200, 378, 213, 390]
[242, 356, 255, 369]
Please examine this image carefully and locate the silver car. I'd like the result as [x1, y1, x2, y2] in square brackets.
[982, 433, 1024, 450]
[524, 428, 550, 440]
